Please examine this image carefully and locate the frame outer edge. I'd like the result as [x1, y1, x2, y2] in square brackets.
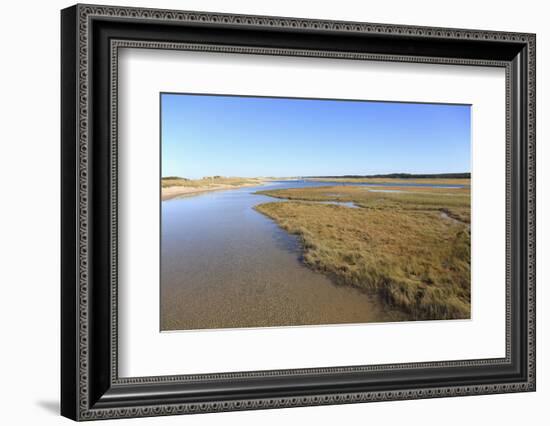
[77, 2, 91, 420]
[61, 4, 80, 422]
[67, 4, 536, 421]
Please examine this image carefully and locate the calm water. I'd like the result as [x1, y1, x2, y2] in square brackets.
[161, 180, 464, 331]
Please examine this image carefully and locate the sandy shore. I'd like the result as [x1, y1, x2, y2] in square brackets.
[162, 182, 266, 201]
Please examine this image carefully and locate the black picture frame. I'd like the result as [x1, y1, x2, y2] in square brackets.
[61, 4, 536, 421]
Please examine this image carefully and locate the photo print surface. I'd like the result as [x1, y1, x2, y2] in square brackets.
[160, 93, 471, 331]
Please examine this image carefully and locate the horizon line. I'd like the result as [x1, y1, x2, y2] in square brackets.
[161, 172, 472, 179]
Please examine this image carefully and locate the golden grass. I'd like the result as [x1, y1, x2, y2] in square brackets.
[162, 176, 263, 188]
[255, 185, 470, 320]
[257, 185, 470, 223]
[306, 177, 471, 186]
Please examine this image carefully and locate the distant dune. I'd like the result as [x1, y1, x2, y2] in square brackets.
[161, 176, 265, 200]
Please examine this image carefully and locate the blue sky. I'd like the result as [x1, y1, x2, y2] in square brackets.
[161, 93, 471, 179]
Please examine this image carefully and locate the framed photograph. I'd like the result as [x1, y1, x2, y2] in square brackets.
[61, 4, 536, 421]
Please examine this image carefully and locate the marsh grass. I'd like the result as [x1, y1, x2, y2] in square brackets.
[255, 185, 471, 320]
[257, 185, 471, 224]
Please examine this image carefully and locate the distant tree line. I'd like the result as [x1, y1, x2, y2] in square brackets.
[161, 176, 189, 180]
[308, 173, 471, 179]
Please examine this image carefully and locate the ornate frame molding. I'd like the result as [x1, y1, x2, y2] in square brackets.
[61, 4, 536, 421]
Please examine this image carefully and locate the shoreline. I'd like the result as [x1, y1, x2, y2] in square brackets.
[162, 181, 267, 201]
